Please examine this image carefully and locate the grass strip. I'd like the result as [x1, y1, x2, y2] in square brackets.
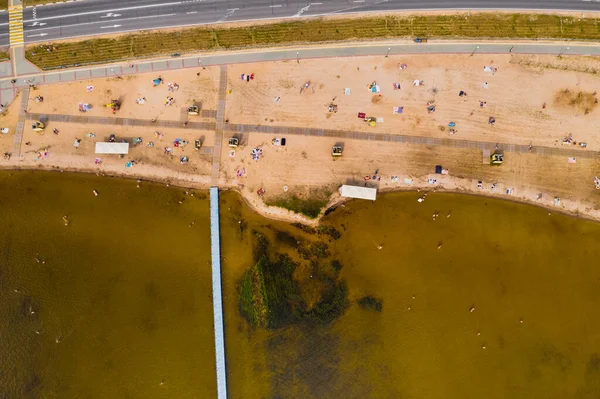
[268, 196, 329, 219]
[24, 0, 69, 5]
[25, 14, 600, 70]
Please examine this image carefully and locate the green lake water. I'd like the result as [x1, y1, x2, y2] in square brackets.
[2, 171, 600, 398]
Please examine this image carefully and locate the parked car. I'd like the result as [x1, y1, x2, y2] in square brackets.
[414, 38, 428, 43]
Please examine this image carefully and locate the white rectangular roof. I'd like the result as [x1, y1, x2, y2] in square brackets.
[340, 185, 377, 201]
[95, 142, 129, 154]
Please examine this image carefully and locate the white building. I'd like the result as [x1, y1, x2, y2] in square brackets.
[339, 185, 377, 201]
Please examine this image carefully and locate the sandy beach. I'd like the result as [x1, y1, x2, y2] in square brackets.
[1, 51, 599, 225]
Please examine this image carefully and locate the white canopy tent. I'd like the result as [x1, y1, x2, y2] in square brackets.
[95, 142, 129, 154]
[339, 185, 377, 201]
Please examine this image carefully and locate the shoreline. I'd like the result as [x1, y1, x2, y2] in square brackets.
[2, 51, 598, 228]
[2, 165, 598, 227]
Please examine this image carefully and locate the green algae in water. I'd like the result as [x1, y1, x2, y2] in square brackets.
[0, 171, 216, 398]
[238, 231, 348, 329]
[357, 295, 383, 312]
[220, 190, 600, 399]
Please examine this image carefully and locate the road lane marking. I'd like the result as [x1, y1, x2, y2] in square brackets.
[186, 11, 198, 14]
[101, 13, 122, 18]
[218, 8, 238, 22]
[25, 13, 177, 33]
[27, 32, 48, 37]
[295, 5, 310, 16]
[101, 24, 122, 28]
[270, 5, 283, 8]
[23, 1, 182, 23]
[9, 5, 24, 46]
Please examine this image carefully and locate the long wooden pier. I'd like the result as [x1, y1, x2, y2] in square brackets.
[209, 187, 228, 399]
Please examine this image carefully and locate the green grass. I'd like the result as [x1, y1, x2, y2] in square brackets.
[2, 0, 56, 9]
[23, 0, 69, 5]
[269, 196, 329, 219]
[25, 13, 600, 70]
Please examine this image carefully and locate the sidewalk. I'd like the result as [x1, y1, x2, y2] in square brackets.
[0, 41, 598, 107]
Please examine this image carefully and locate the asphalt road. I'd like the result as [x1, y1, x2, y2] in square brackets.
[0, 0, 599, 46]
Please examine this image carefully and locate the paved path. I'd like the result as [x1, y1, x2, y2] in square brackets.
[12, 85, 28, 156]
[12, 46, 42, 75]
[25, 112, 216, 130]
[1, 41, 599, 107]
[211, 65, 227, 184]
[0, 0, 598, 46]
[226, 123, 600, 159]
[21, 110, 599, 159]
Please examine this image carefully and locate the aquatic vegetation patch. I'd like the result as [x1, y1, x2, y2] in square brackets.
[292, 223, 342, 240]
[238, 233, 348, 329]
[297, 241, 330, 260]
[330, 260, 343, 273]
[316, 225, 342, 240]
[358, 296, 383, 312]
[303, 278, 348, 326]
[275, 230, 299, 247]
[238, 258, 269, 327]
